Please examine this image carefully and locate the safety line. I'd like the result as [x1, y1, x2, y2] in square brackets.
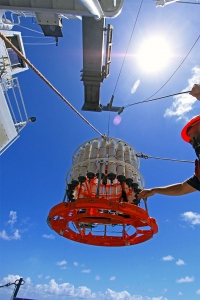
[143, 34, 200, 102]
[124, 90, 190, 109]
[0, 32, 105, 138]
[136, 152, 194, 163]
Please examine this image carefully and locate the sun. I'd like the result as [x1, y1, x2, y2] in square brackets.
[136, 36, 172, 72]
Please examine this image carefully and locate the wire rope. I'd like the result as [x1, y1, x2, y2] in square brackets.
[0, 32, 104, 138]
[152, 0, 200, 4]
[136, 152, 194, 163]
[112, 0, 144, 96]
[24, 42, 55, 45]
[177, 1, 200, 4]
[16, 24, 43, 34]
[119, 91, 190, 111]
[107, 0, 144, 137]
[22, 36, 54, 39]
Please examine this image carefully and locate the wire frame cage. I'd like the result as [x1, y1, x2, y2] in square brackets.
[47, 137, 158, 246]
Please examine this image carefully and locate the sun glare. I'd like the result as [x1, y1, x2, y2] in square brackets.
[136, 36, 171, 72]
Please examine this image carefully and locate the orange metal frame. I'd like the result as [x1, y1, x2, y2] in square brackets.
[47, 198, 158, 247]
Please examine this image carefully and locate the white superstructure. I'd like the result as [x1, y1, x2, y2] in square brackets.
[0, 28, 32, 155]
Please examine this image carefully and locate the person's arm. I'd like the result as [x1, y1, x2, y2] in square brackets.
[138, 181, 197, 200]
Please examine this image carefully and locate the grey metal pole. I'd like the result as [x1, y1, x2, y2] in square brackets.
[11, 278, 24, 300]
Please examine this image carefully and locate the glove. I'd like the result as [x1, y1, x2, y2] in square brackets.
[190, 84, 200, 100]
[195, 159, 200, 181]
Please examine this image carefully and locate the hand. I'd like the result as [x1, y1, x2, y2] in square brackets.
[138, 189, 156, 201]
[189, 84, 200, 100]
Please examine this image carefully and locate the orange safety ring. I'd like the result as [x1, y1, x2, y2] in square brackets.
[47, 198, 158, 247]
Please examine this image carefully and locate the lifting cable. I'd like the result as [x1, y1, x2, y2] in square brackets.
[112, 0, 144, 97]
[136, 152, 194, 163]
[107, 0, 144, 136]
[0, 32, 105, 139]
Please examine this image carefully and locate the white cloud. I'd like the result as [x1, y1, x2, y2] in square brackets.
[0, 211, 22, 241]
[176, 276, 194, 283]
[0, 275, 32, 299]
[181, 211, 200, 226]
[0, 229, 21, 241]
[95, 275, 100, 281]
[178, 292, 183, 296]
[45, 276, 50, 279]
[38, 274, 43, 279]
[131, 79, 140, 94]
[56, 260, 67, 267]
[176, 259, 185, 266]
[109, 276, 116, 281]
[7, 211, 17, 227]
[162, 255, 174, 261]
[196, 289, 200, 294]
[81, 269, 91, 274]
[42, 234, 55, 239]
[0, 275, 169, 300]
[164, 66, 200, 120]
[74, 262, 79, 267]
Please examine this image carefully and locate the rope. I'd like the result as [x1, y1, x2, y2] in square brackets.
[0, 32, 104, 139]
[177, 1, 200, 3]
[0, 282, 15, 288]
[24, 42, 55, 45]
[136, 152, 194, 163]
[112, 0, 144, 96]
[141, 34, 200, 102]
[22, 36, 54, 38]
[17, 24, 43, 34]
[119, 91, 190, 112]
[0, 279, 24, 288]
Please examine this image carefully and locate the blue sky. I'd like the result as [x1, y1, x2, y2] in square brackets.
[0, 0, 200, 299]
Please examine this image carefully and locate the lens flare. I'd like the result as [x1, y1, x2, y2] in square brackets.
[136, 36, 171, 72]
[113, 115, 122, 125]
[131, 79, 140, 94]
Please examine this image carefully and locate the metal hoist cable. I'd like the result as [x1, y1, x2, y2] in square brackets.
[107, 0, 144, 136]
[0, 32, 105, 139]
[112, 0, 144, 96]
